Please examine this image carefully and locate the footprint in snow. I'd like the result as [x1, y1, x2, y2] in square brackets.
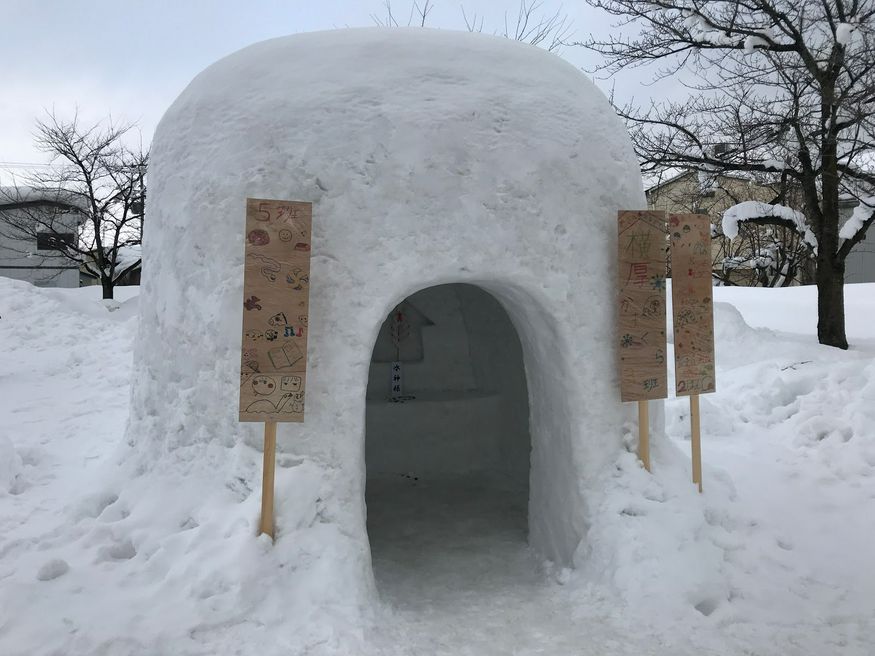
[37, 558, 69, 581]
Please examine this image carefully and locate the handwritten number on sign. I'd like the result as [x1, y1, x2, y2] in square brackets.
[257, 202, 272, 222]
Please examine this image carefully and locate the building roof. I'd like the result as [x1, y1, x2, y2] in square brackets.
[0, 186, 89, 213]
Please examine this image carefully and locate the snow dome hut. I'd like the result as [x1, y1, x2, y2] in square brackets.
[129, 27, 661, 588]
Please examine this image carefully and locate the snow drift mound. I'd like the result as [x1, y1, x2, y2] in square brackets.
[0, 433, 22, 495]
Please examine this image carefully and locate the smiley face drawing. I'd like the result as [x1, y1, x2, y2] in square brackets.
[251, 375, 277, 396]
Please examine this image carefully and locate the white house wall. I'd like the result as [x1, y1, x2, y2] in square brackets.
[0, 206, 79, 288]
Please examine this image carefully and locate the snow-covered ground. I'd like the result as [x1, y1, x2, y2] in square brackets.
[0, 278, 873, 655]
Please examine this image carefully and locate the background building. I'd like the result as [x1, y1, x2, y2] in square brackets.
[0, 187, 84, 288]
[647, 171, 813, 286]
[841, 196, 875, 284]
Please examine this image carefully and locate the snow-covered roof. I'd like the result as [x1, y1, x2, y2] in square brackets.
[0, 186, 89, 213]
[645, 169, 774, 195]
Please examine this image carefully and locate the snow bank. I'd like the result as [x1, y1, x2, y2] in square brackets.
[0, 277, 140, 652]
[0, 432, 22, 495]
[714, 282, 875, 344]
[2, 273, 874, 653]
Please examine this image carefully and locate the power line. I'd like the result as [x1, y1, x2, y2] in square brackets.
[0, 161, 55, 168]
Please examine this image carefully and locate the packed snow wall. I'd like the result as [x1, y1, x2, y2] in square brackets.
[128, 27, 658, 584]
[366, 284, 530, 481]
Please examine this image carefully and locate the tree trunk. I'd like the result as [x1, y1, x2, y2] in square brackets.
[101, 277, 114, 300]
[815, 254, 848, 349]
[814, 78, 849, 349]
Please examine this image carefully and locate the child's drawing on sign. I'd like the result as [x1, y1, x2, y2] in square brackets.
[251, 375, 277, 396]
[245, 397, 282, 414]
[247, 229, 270, 246]
[699, 371, 715, 391]
[268, 312, 288, 328]
[245, 391, 305, 415]
[669, 213, 716, 397]
[286, 268, 309, 290]
[281, 375, 302, 392]
[248, 253, 282, 282]
[268, 341, 303, 370]
[676, 306, 702, 327]
[240, 198, 313, 422]
[621, 332, 651, 349]
[640, 296, 663, 319]
[242, 347, 259, 373]
[274, 205, 308, 238]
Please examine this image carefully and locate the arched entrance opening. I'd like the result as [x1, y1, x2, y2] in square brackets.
[365, 283, 532, 596]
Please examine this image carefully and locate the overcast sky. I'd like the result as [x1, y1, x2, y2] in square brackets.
[0, 0, 662, 179]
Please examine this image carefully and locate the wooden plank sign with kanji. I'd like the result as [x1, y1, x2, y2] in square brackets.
[617, 210, 669, 402]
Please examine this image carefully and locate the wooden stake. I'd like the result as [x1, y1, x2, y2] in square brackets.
[637, 399, 651, 472]
[259, 421, 277, 539]
[690, 395, 703, 493]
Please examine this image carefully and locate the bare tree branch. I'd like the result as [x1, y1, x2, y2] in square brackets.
[0, 112, 148, 299]
[579, 0, 875, 348]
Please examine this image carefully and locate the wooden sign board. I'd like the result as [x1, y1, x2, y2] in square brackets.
[617, 211, 668, 402]
[239, 199, 313, 422]
[669, 213, 716, 396]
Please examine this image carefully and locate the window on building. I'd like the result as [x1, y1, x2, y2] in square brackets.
[36, 232, 75, 251]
